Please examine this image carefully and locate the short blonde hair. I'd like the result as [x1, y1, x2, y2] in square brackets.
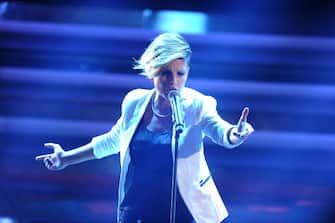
[133, 33, 192, 79]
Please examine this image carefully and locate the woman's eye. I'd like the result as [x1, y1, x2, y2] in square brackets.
[161, 70, 172, 76]
[177, 72, 185, 76]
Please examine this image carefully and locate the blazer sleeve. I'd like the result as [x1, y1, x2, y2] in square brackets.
[199, 96, 240, 149]
[90, 94, 128, 159]
[91, 117, 122, 159]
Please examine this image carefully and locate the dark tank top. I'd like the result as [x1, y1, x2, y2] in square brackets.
[119, 120, 193, 223]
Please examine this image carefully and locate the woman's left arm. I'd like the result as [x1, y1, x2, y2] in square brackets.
[199, 96, 254, 148]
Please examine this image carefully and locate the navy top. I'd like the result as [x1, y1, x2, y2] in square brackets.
[120, 120, 193, 222]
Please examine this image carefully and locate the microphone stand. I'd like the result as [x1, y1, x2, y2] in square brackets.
[168, 90, 184, 223]
[169, 124, 181, 223]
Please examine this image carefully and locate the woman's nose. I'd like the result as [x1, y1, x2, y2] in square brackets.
[167, 74, 178, 86]
[170, 73, 178, 82]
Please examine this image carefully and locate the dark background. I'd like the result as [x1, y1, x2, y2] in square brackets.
[0, 0, 334, 222]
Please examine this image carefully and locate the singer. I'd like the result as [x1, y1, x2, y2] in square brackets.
[35, 33, 254, 223]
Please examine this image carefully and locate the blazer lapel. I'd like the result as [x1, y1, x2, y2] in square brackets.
[123, 89, 155, 152]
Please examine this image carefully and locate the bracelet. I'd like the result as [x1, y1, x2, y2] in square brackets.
[226, 127, 235, 145]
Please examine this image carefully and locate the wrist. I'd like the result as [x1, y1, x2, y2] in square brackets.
[228, 127, 244, 145]
[60, 151, 72, 167]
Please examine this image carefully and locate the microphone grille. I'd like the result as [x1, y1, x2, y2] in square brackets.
[168, 90, 180, 99]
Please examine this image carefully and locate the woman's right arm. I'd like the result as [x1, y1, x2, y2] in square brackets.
[36, 90, 131, 171]
[35, 142, 96, 171]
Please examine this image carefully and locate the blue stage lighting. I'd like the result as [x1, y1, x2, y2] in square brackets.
[0, 1, 8, 17]
[153, 10, 207, 34]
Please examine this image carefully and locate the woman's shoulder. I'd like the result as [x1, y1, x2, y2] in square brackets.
[122, 88, 153, 106]
[126, 88, 152, 98]
[181, 88, 218, 124]
[182, 87, 216, 104]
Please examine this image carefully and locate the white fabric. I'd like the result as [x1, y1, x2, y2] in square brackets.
[91, 87, 251, 223]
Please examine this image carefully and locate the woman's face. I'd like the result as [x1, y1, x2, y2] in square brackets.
[153, 58, 189, 99]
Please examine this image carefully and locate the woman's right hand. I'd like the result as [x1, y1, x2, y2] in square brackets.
[35, 143, 68, 171]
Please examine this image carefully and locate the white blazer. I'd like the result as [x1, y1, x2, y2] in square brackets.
[91, 87, 251, 223]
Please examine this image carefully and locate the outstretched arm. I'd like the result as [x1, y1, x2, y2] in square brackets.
[35, 142, 96, 171]
[200, 95, 254, 148]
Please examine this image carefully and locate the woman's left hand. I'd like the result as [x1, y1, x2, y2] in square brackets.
[229, 107, 254, 144]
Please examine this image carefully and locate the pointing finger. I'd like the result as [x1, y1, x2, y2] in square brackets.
[241, 107, 249, 122]
[237, 107, 249, 132]
[35, 154, 50, 161]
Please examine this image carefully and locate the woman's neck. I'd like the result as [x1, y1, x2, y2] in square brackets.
[153, 92, 171, 116]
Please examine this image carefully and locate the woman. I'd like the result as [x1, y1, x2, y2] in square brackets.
[36, 33, 254, 223]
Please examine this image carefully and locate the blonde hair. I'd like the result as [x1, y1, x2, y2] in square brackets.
[133, 33, 192, 79]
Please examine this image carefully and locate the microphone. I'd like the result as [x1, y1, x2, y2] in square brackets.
[168, 90, 184, 135]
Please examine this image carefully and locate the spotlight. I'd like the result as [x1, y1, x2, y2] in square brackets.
[0, 216, 17, 223]
[0, 1, 8, 17]
[153, 10, 207, 34]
